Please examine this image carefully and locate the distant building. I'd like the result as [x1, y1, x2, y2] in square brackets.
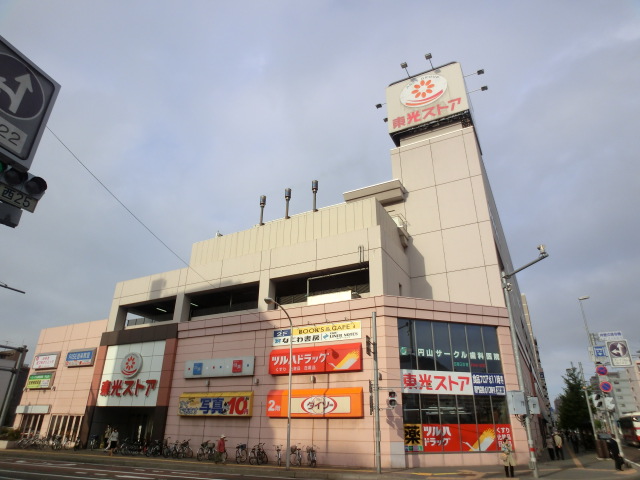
[0, 348, 29, 428]
[12, 321, 107, 438]
[14, 61, 550, 468]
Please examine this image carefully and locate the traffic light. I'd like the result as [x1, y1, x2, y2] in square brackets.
[0, 201, 22, 228]
[366, 335, 373, 356]
[387, 391, 398, 408]
[591, 393, 603, 409]
[0, 161, 47, 213]
[605, 396, 615, 412]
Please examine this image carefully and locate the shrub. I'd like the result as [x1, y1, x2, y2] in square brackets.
[0, 427, 21, 441]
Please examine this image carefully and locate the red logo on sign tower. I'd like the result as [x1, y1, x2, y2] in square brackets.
[120, 352, 143, 378]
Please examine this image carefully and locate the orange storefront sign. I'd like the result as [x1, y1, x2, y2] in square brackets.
[266, 387, 363, 418]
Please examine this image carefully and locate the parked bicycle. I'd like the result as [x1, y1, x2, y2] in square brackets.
[290, 444, 302, 466]
[235, 443, 248, 463]
[50, 434, 63, 450]
[180, 439, 193, 458]
[88, 434, 100, 450]
[145, 439, 162, 457]
[305, 445, 317, 467]
[274, 444, 283, 466]
[197, 440, 214, 461]
[256, 442, 267, 464]
[248, 442, 267, 465]
[161, 438, 172, 458]
[164, 438, 181, 458]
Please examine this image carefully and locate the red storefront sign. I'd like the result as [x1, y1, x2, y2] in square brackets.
[407, 423, 512, 452]
[99, 378, 158, 397]
[269, 343, 362, 375]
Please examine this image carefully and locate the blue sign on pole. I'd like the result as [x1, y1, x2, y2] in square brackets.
[593, 345, 607, 359]
[600, 381, 612, 393]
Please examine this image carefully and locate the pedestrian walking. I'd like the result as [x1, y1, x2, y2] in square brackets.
[103, 425, 112, 451]
[500, 437, 515, 478]
[606, 436, 624, 471]
[569, 432, 579, 453]
[215, 434, 227, 463]
[553, 432, 564, 460]
[108, 428, 119, 456]
[546, 435, 555, 460]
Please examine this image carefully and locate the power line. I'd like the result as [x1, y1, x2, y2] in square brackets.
[45, 126, 212, 287]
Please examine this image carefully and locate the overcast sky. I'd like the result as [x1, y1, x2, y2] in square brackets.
[1, 1, 639, 403]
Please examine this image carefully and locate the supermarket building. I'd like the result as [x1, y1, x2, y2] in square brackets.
[14, 62, 551, 469]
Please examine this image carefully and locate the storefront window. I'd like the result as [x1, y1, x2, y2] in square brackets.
[420, 395, 439, 424]
[415, 321, 436, 370]
[466, 324, 486, 373]
[398, 320, 416, 369]
[398, 318, 511, 454]
[482, 325, 503, 374]
[403, 393, 421, 424]
[450, 324, 469, 372]
[432, 322, 452, 371]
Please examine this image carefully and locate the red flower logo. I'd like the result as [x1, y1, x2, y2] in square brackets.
[411, 79, 435, 99]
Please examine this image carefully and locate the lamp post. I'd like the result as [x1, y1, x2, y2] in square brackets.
[578, 296, 623, 449]
[502, 245, 549, 479]
[264, 297, 293, 470]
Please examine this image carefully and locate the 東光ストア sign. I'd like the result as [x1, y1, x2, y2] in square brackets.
[386, 62, 470, 138]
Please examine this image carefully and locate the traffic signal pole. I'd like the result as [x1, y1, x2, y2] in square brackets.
[578, 363, 598, 443]
[372, 311, 382, 474]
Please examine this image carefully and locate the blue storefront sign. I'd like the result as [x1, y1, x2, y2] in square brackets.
[471, 373, 506, 395]
[65, 348, 96, 367]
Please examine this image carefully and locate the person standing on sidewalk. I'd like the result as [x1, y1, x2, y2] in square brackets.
[103, 425, 112, 451]
[606, 436, 624, 471]
[545, 435, 556, 460]
[215, 434, 227, 463]
[553, 432, 564, 460]
[108, 428, 119, 456]
[500, 437, 515, 478]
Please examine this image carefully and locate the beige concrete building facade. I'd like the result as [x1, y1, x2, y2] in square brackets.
[14, 62, 550, 469]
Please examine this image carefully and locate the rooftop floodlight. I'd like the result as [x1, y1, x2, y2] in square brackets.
[469, 86, 488, 94]
[464, 69, 485, 77]
[424, 53, 434, 69]
[400, 62, 410, 77]
[375, 103, 383, 109]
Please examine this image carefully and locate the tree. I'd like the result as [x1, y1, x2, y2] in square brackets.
[557, 366, 591, 430]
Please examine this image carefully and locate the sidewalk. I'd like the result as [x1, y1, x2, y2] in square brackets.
[0, 446, 638, 479]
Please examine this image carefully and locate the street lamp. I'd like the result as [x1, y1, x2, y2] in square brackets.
[578, 296, 623, 449]
[502, 244, 549, 479]
[578, 296, 592, 351]
[264, 297, 293, 470]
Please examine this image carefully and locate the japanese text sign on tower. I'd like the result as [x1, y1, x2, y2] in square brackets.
[0, 35, 60, 171]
